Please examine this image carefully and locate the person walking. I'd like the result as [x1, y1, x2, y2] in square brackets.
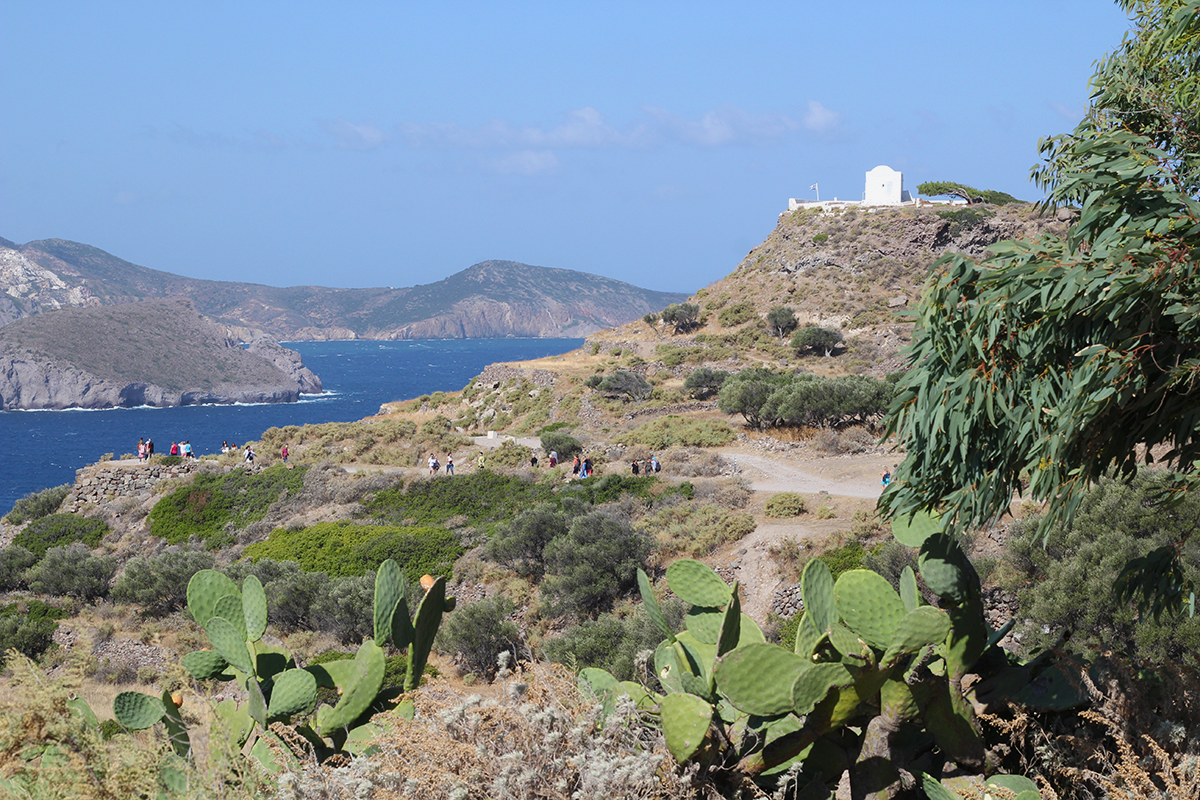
[582, 457, 593, 479]
[445, 454, 454, 475]
[146, 439, 154, 459]
[244, 444, 255, 465]
[281, 444, 289, 464]
[631, 460, 640, 475]
[170, 441, 179, 457]
[572, 455, 581, 477]
[137, 438, 146, 462]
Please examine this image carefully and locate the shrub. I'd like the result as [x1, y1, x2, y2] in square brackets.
[243, 521, 464, 582]
[0, 546, 38, 591]
[309, 572, 376, 644]
[791, 326, 844, 356]
[811, 233, 829, 244]
[111, 547, 216, 616]
[540, 431, 582, 460]
[13, 514, 108, 557]
[0, 599, 68, 666]
[764, 492, 807, 518]
[487, 439, 533, 468]
[717, 301, 755, 327]
[597, 370, 652, 401]
[485, 504, 570, 580]
[148, 465, 307, 548]
[544, 600, 685, 683]
[541, 512, 651, 617]
[683, 367, 730, 400]
[25, 544, 117, 601]
[436, 595, 521, 678]
[820, 540, 863, 579]
[861, 540, 918, 590]
[624, 416, 736, 449]
[4, 485, 70, 525]
[642, 312, 660, 326]
[362, 472, 554, 532]
[766, 306, 798, 338]
[638, 503, 755, 558]
[1001, 472, 1200, 669]
[661, 302, 701, 333]
[814, 505, 836, 520]
[225, 559, 380, 643]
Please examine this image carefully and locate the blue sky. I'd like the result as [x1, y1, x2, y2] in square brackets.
[2, 2, 1131, 293]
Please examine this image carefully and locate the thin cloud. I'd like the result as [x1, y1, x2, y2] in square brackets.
[803, 100, 842, 134]
[318, 119, 389, 150]
[643, 105, 799, 146]
[398, 107, 645, 149]
[490, 150, 560, 175]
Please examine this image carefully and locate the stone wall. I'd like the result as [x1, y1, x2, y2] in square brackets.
[63, 461, 203, 512]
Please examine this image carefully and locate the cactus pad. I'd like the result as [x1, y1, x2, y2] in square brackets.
[405, 576, 447, 692]
[714, 642, 806, 716]
[212, 593, 248, 641]
[800, 559, 838, 633]
[827, 623, 866, 661]
[881, 605, 951, 667]
[182, 649, 230, 680]
[685, 608, 724, 645]
[186, 570, 240, 627]
[204, 616, 255, 676]
[638, 568, 675, 641]
[654, 640, 686, 695]
[899, 565, 920, 612]
[791, 662, 852, 716]
[666, 559, 731, 607]
[373, 559, 406, 646]
[267, 668, 319, 720]
[214, 698, 253, 747]
[833, 570, 906, 650]
[161, 689, 191, 757]
[660, 693, 713, 763]
[113, 691, 165, 730]
[918, 533, 973, 604]
[242, 575, 268, 643]
[316, 641, 386, 736]
[715, 587, 741, 656]
[890, 509, 943, 548]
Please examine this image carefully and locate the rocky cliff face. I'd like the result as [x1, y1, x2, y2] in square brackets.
[0, 298, 322, 410]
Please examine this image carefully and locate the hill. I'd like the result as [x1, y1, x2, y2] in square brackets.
[0, 298, 322, 409]
[0, 237, 689, 340]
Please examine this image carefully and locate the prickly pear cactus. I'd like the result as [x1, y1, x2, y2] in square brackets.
[113, 691, 166, 730]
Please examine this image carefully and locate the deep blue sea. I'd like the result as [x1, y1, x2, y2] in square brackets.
[0, 338, 582, 513]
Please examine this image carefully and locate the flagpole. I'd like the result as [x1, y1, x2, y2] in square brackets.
[810, 182, 819, 202]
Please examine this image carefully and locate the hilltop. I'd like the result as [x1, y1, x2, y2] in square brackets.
[0, 298, 322, 409]
[0, 238, 688, 340]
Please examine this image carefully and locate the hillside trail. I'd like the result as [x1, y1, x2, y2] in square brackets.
[711, 446, 897, 622]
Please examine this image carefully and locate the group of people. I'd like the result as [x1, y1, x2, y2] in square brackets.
[428, 453, 455, 475]
[136, 438, 155, 462]
[630, 455, 661, 475]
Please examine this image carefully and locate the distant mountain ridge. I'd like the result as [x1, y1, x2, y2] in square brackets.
[0, 237, 689, 340]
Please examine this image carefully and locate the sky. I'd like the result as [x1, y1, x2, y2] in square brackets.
[1, 2, 1133, 294]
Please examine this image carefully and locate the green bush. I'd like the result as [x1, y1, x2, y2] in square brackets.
[767, 306, 798, 338]
[597, 370, 652, 401]
[540, 431, 582, 460]
[764, 492, 806, 518]
[819, 540, 864, 580]
[111, 547, 216, 616]
[148, 465, 308, 548]
[243, 521, 464, 583]
[0, 546, 38, 591]
[683, 367, 730, 400]
[25, 544, 116, 601]
[485, 504, 570, 580]
[436, 595, 521, 678]
[487, 440, 533, 468]
[638, 503, 755, 557]
[541, 512, 651, 617]
[717, 301, 756, 327]
[362, 472, 554, 532]
[624, 416, 736, 449]
[1001, 472, 1200, 669]
[14, 514, 108, 557]
[0, 599, 68, 666]
[4, 485, 70, 525]
[544, 600, 685, 683]
[791, 326, 844, 356]
[225, 559, 381, 643]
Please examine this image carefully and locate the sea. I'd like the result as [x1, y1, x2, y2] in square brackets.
[0, 338, 582, 513]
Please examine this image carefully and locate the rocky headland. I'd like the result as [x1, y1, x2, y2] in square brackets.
[0, 297, 321, 410]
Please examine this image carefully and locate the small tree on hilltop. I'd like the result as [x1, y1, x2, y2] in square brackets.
[684, 367, 730, 400]
[916, 180, 1018, 206]
[766, 306, 798, 339]
[791, 326, 843, 357]
[597, 370, 652, 401]
[661, 302, 701, 333]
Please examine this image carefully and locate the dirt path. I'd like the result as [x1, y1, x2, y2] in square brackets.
[713, 447, 897, 622]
